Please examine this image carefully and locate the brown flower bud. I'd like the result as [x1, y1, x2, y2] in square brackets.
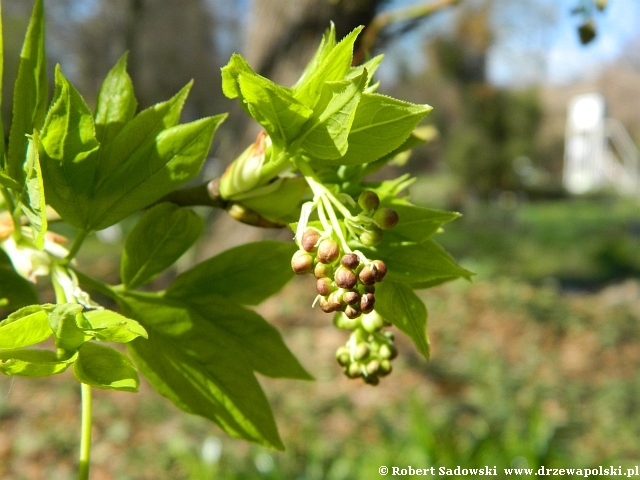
[358, 265, 377, 286]
[360, 293, 375, 313]
[301, 229, 321, 252]
[343, 291, 360, 306]
[317, 238, 340, 264]
[373, 207, 399, 229]
[316, 278, 333, 296]
[291, 250, 313, 275]
[372, 260, 387, 282]
[318, 296, 334, 313]
[314, 263, 334, 279]
[345, 305, 361, 319]
[358, 191, 380, 211]
[327, 291, 344, 311]
[335, 267, 358, 289]
[340, 253, 359, 270]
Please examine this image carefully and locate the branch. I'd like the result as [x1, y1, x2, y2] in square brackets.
[353, 0, 461, 65]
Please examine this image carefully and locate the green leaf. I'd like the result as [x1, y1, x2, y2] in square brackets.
[39, 66, 100, 228]
[90, 114, 226, 231]
[410, 276, 462, 290]
[375, 280, 429, 359]
[336, 93, 432, 165]
[0, 305, 51, 350]
[0, 2, 5, 169]
[7, 0, 47, 186]
[299, 72, 367, 160]
[0, 266, 38, 310]
[383, 202, 460, 243]
[346, 54, 384, 82]
[94, 52, 137, 145]
[360, 129, 429, 177]
[0, 349, 77, 377]
[74, 342, 140, 392]
[84, 309, 148, 343]
[93, 82, 192, 189]
[293, 26, 363, 109]
[44, 303, 91, 350]
[121, 293, 287, 449]
[122, 203, 204, 290]
[360, 239, 472, 284]
[20, 132, 47, 248]
[291, 23, 336, 91]
[167, 240, 297, 306]
[238, 177, 307, 222]
[237, 72, 313, 148]
[0, 170, 21, 191]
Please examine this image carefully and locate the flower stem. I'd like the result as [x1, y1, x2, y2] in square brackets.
[78, 383, 92, 480]
[64, 230, 87, 264]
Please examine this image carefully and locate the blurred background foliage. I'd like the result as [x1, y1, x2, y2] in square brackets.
[1, 0, 640, 478]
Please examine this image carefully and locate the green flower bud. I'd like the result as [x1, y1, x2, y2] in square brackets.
[379, 359, 392, 376]
[383, 330, 395, 341]
[340, 253, 360, 270]
[317, 239, 340, 264]
[353, 343, 369, 361]
[366, 359, 380, 375]
[344, 305, 361, 319]
[372, 260, 387, 282]
[361, 311, 384, 333]
[358, 191, 380, 211]
[316, 278, 333, 296]
[334, 312, 360, 329]
[302, 229, 321, 253]
[365, 284, 376, 294]
[379, 343, 398, 360]
[291, 250, 314, 275]
[364, 374, 380, 386]
[359, 226, 383, 247]
[336, 346, 350, 366]
[314, 262, 334, 279]
[348, 363, 362, 378]
[360, 293, 375, 314]
[358, 265, 377, 286]
[335, 266, 358, 289]
[373, 207, 399, 229]
[343, 290, 360, 306]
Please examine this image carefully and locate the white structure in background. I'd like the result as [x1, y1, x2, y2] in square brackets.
[563, 92, 640, 195]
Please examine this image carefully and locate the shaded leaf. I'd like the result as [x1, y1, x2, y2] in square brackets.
[0, 266, 38, 310]
[84, 309, 148, 343]
[44, 303, 91, 350]
[0, 349, 77, 377]
[74, 342, 139, 392]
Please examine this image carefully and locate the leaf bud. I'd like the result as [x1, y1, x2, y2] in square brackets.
[353, 343, 369, 361]
[373, 207, 399, 229]
[317, 239, 340, 264]
[291, 250, 314, 275]
[343, 290, 360, 306]
[358, 191, 380, 211]
[360, 293, 375, 313]
[344, 305, 361, 319]
[316, 278, 333, 296]
[366, 359, 380, 375]
[358, 265, 377, 286]
[335, 267, 358, 289]
[314, 262, 334, 279]
[372, 260, 387, 282]
[340, 253, 359, 270]
[359, 226, 383, 247]
[361, 311, 384, 332]
[301, 229, 321, 252]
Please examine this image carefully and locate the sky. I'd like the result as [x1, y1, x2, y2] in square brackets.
[377, 0, 640, 87]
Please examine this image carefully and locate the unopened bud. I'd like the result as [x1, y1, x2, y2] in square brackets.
[358, 191, 380, 211]
[345, 305, 361, 319]
[327, 291, 344, 311]
[360, 293, 375, 313]
[358, 265, 377, 286]
[316, 278, 333, 296]
[379, 343, 398, 360]
[343, 291, 360, 306]
[347, 363, 362, 378]
[318, 296, 334, 313]
[373, 207, 399, 229]
[372, 260, 387, 282]
[353, 343, 369, 361]
[291, 250, 313, 275]
[314, 263, 334, 279]
[301, 229, 321, 252]
[335, 267, 358, 289]
[317, 239, 340, 264]
[340, 253, 359, 270]
[360, 226, 383, 247]
[336, 346, 350, 366]
[379, 359, 392, 376]
[364, 374, 380, 386]
[366, 359, 380, 375]
[361, 311, 384, 332]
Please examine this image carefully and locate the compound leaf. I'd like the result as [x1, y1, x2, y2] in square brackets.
[0, 305, 50, 350]
[0, 349, 77, 377]
[122, 203, 204, 290]
[84, 309, 147, 343]
[74, 342, 139, 392]
[375, 280, 429, 359]
[45, 303, 91, 350]
[166, 240, 297, 306]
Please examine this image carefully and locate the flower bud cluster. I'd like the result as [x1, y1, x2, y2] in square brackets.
[334, 311, 397, 385]
[354, 191, 399, 247]
[291, 230, 387, 319]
